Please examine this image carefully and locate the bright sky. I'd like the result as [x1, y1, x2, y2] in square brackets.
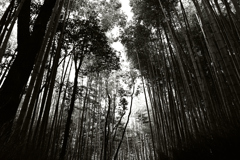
[110, 0, 133, 53]
[119, 0, 133, 21]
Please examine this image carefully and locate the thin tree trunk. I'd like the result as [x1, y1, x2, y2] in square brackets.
[60, 54, 84, 160]
[114, 85, 135, 160]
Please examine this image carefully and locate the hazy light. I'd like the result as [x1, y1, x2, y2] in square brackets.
[119, 0, 133, 21]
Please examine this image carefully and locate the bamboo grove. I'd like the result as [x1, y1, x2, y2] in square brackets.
[1, 0, 240, 160]
[121, 0, 240, 159]
[0, 0, 145, 159]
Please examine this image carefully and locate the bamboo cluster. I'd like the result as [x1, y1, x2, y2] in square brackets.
[123, 0, 240, 159]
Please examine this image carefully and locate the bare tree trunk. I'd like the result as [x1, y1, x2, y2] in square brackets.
[0, 0, 57, 136]
[114, 85, 135, 160]
[60, 52, 84, 159]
